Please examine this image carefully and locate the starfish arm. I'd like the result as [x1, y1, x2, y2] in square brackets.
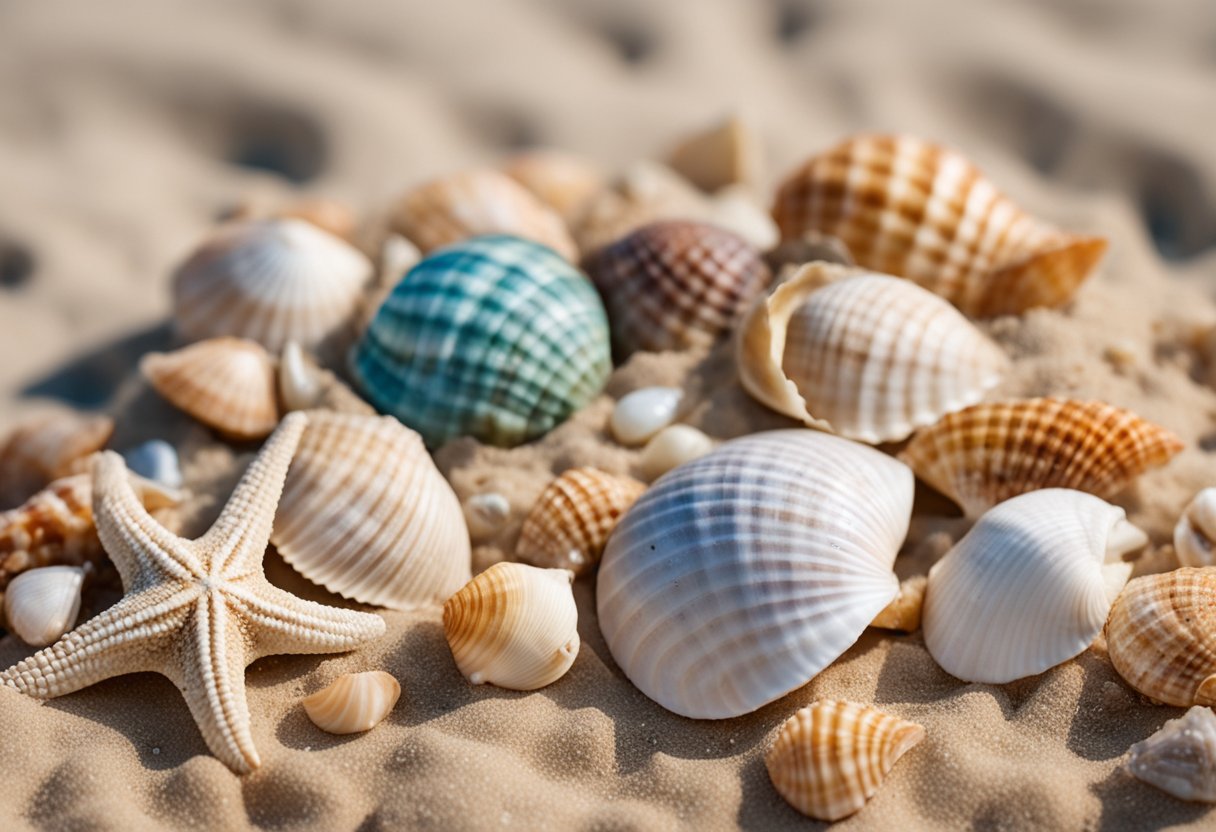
[226, 581, 385, 660]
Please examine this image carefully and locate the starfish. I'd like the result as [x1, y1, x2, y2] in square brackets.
[0, 412, 385, 773]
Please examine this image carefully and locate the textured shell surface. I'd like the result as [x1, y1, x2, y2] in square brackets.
[1105, 568, 1216, 707]
[923, 489, 1143, 684]
[0, 411, 114, 508]
[637, 424, 716, 482]
[588, 220, 771, 357]
[390, 169, 578, 261]
[442, 562, 579, 690]
[501, 150, 605, 222]
[871, 575, 927, 633]
[516, 467, 646, 576]
[765, 700, 925, 821]
[610, 387, 683, 447]
[900, 398, 1185, 517]
[737, 267, 1010, 444]
[1176, 489, 1216, 567]
[172, 218, 373, 355]
[597, 430, 913, 719]
[1126, 706, 1216, 803]
[771, 134, 1108, 317]
[666, 115, 762, 193]
[302, 671, 401, 735]
[349, 235, 612, 449]
[271, 411, 471, 610]
[5, 565, 86, 647]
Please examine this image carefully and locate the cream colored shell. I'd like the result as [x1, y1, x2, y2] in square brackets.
[302, 671, 401, 734]
[666, 114, 762, 193]
[5, 565, 86, 647]
[1126, 706, 1216, 803]
[1175, 488, 1216, 567]
[638, 425, 716, 482]
[0, 411, 114, 507]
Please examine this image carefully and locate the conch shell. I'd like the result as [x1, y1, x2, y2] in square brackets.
[302, 671, 401, 735]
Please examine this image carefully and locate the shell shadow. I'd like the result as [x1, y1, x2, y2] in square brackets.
[19, 322, 174, 409]
[0, 238, 35, 290]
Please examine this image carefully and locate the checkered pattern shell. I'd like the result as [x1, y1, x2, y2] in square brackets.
[350, 235, 611, 448]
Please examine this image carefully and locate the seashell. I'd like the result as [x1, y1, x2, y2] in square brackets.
[589, 220, 771, 358]
[1176, 489, 1216, 567]
[173, 218, 373, 356]
[598, 430, 913, 718]
[463, 493, 511, 542]
[302, 671, 401, 735]
[502, 150, 605, 222]
[771, 134, 1108, 317]
[271, 412, 470, 610]
[737, 267, 1010, 444]
[923, 489, 1143, 684]
[120, 440, 183, 489]
[610, 387, 683, 447]
[900, 398, 1185, 518]
[276, 197, 358, 242]
[141, 337, 280, 440]
[1126, 706, 1216, 803]
[350, 235, 612, 449]
[442, 562, 579, 690]
[666, 115, 762, 193]
[1105, 568, 1216, 707]
[5, 565, 85, 647]
[278, 341, 374, 416]
[870, 575, 927, 633]
[516, 468, 646, 576]
[0, 411, 114, 508]
[389, 169, 578, 261]
[638, 425, 716, 482]
[709, 186, 779, 251]
[766, 700, 924, 821]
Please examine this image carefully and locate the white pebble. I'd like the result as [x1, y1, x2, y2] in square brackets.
[121, 440, 183, 489]
[639, 425, 715, 481]
[611, 387, 683, 446]
[463, 493, 511, 541]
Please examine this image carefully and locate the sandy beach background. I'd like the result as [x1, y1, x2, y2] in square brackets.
[1, 0, 1215, 829]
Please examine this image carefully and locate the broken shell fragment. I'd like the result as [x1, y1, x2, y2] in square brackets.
[302, 671, 401, 735]
[5, 565, 86, 647]
[1176, 489, 1216, 568]
[666, 115, 763, 193]
[1126, 706, 1216, 803]
[610, 387, 683, 447]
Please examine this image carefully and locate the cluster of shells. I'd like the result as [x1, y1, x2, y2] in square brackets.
[2, 117, 1212, 816]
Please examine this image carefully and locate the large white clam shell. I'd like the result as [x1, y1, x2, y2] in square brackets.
[923, 489, 1144, 684]
[5, 565, 85, 647]
[597, 430, 913, 719]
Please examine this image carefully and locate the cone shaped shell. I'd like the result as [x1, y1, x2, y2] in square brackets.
[900, 398, 1184, 517]
[349, 235, 612, 449]
[1105, 568, 1216, 707]
[390, 169, 577, 261]
[172, 218, 373, 355]
[1176, 489, 1216, 568]
[1127, 706, 1216, 803]
[589, 220, 771, 357]
[737, 268, 1009, 443]
[502, 150, 605, 223]
[141, 338, 280, 440]
[302, 671, 401, 734]
[766, 701, 925, 821]
[442, 562, 579, 690]
[516, 468, 646, 576]
[771, 134, 1108, 317]
[271, 412, 471, 610]
[597, 430, 913, 719]
[923, 489, 1140, 684]
[5, 565, 85, 647]
[0, 411, 113, 508]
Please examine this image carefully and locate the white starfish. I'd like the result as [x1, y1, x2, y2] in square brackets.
[0, 412, 386, 773]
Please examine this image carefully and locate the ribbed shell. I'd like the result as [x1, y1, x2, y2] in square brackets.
[271, 412, 470, 610]
[900, 398, 1185, 517]
[1105, 568, 1216, 707]
[0, 411, 113, 508]
[771, 134, 1108, 317]
[442, 562, 579, 690]
[390, 169, 578, 261]
[1176, 489, 1216, 568]
[172, 218, 373, 355]
[597, 430, 913, 719]
[766, 701, 925, 821]
[516, 468, 646, 576]
[589, 220, 771, 357]
[349, 235, 612, 449]
[5, 565, 85, 647]
[737, 268, 1009, 444]
[1126, 706, 1216, 803]
[923, 489, 1141, 684]
[502, 150, 605, 222]
[141, 338, 280, 440]
[302, 671, 401, 734]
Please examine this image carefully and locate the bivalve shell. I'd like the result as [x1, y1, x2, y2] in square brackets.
[0, 411, 114, 508]
[302, 671, 401, 734]
[1176, 489, 1216, 567]
[5, 565, 85, 647]
[1126, 706, 1216, 803]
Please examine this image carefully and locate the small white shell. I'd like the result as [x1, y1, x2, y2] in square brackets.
[278, 342, 374, 416]
[120, 440, 183, 490]
[923, 489, 1143, 684]
[610, 387, 683, 446]
[5, 565, 85, 647]
[463, 493, 511, 541]
[1127, 706, 1216, 803]
[1176, 488, 1216, 567]
[638, 424, 716, 482]
[302, 671, 401, 735]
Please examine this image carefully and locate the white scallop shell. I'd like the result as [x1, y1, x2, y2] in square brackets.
[597, 430, 913, 719]
[922, 489, 1144, 684]
[1176, 488, 1216, 568]
[610, 387, 683, 447]
[5, 565, 85, 647]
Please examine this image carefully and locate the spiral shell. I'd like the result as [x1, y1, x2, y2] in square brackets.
[172, 218, 373, 356]
[900, 398, 1185, 517]
[1126, 706, 1216, 803]
[271, 412, 470, 610]
[0, 411, 114, 508]
[302, 671, 401, 735]
[766, 701, 925, 821]
[516, 468, 646, 576]
[666, 115, 762, 193]
[1175, 489, 1216, 567]
[738, 267, 1009, 444]
[141, 338, 280, 440]
[771, 134, 1108, 317]
[1105, 568, 1216, 707]
[597, 430, 913, 719]
[442, 562, 579, 690]
[390, 169, 577, 261]
[350, 235, 612, 449]
[923, 489, 1143, 684]
[5, 565, 85, 647]
[502, 150, 605, 222]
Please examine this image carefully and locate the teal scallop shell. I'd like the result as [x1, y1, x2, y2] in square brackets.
[350, 235, 612, 448]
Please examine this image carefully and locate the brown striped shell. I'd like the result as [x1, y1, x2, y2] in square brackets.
[771, 134, 1108, 317]
[0, 411, 114, 508]
[900, 398, 1184, 517]
[588, 220, 771, 357]
[516, 467, 646, 576]
[765, 700, 925, 821]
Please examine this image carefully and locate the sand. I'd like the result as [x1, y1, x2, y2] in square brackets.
[2, 0, 1216, 829]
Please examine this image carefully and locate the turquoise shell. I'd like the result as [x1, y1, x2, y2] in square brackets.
[350, 235, 612, 448]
